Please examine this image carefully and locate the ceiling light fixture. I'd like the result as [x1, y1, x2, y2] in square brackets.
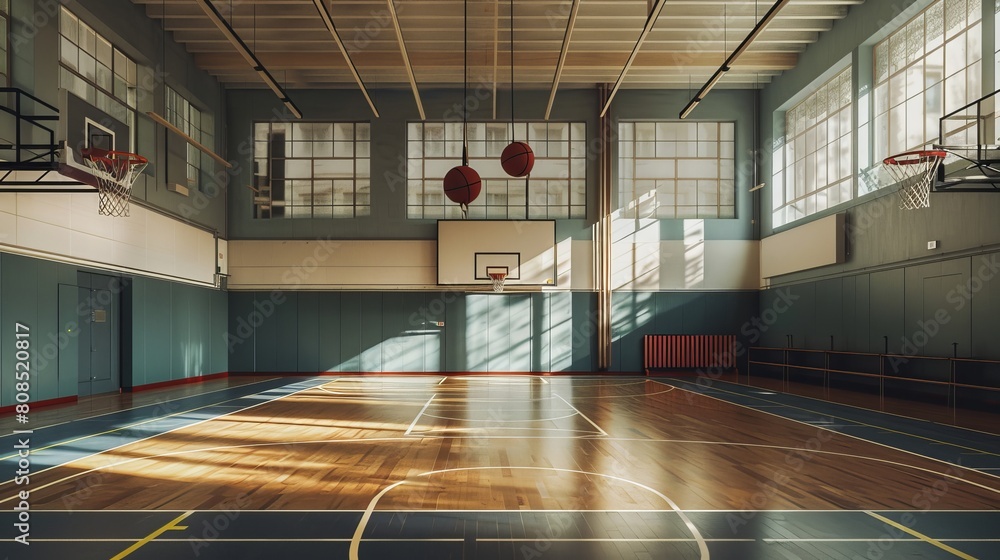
[194, 0, 302, 119]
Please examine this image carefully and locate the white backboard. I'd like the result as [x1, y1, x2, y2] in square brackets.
[438, 220, 557, 287]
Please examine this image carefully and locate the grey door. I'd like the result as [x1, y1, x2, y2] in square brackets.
[77, 274, 120, 397]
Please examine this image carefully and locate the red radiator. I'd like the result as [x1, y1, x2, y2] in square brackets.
[643, 335, 736, 374]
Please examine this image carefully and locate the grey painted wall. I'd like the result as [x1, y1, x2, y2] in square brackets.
[9, 0, 227, 234]
[228, 291, 600, 373]
[228, 290, 758, 374]
[226, 87, 759, 242]
[758, 251, 1000, 360]
[0, 252, 227, 406]
[124, 276, 229, 388]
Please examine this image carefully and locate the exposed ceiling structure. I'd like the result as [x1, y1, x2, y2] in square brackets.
[134, 0, 860, 91]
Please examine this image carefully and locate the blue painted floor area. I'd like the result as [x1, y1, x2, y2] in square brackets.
[659, 378, 1000, 472]
[1, 509, 997, 559]
[0, 377, 325, 475]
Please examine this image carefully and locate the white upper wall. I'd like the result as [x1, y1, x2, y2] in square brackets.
[0, 192, 218, 285]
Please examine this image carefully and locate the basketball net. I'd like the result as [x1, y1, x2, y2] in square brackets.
[82, 150, 147, 217]
[489, 271, 507, 293]
[882, 150, 946, 210]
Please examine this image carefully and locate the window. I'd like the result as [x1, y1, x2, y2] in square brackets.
[618, 121, 736, 219]
[0, 0, 9, 86]
[773, 67, 853, 228]
[253, 122, 371, 219]
[59, 6, 139, 149]
[166, 87, 213, 190]
[407, 122, 586, 219]
[873, 0, 982, 162]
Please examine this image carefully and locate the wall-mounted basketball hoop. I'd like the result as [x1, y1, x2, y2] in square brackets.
[81, 147, 147, 217]
[882, 149, 946, 210]
[487, 266, 508, 293]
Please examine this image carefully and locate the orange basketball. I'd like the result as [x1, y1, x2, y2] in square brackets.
[443, 165, 482, 205]
[501, 141, 534, 177]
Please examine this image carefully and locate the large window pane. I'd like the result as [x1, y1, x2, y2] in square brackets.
[773, 67, 853, 228]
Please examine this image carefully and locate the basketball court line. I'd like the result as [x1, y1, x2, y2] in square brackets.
[404, 394, 436, 435]
[0, 378, 329, 503]
[0, 376, 281, 433]
[349, 466, 710, 560]
[662, 379, 1000, 472]
[10, 387, 998, 510]
[865, 511, 977, 560]
[553, 393, 609, 436]
[0, 382, 312, 468]
[739, 376, 1000, 439]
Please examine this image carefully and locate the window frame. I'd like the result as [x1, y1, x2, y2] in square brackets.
[406, 121, 588, 220]
[617, 120, 737, 219]
[253, 121, 372, 219]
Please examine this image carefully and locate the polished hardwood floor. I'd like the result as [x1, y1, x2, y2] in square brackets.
[10, 376, 998, 514]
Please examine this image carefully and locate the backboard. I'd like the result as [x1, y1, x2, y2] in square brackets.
[0, 88, 130, 192]
[934, 88, 1000, 191]
[437, 220, 557, 288]
[57, 89, 131, 187]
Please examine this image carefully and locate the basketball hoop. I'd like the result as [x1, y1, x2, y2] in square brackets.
[81, 148, 147, 217]
[488, 271, 507, 293]
[882, 150, 946, 210]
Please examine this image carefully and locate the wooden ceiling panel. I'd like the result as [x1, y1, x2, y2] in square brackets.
[133, 0, 861, 90]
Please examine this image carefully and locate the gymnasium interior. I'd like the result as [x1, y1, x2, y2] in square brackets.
[0, 0, 998, 558]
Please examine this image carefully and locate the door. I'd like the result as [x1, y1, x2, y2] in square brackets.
[77, 273, 120, 396]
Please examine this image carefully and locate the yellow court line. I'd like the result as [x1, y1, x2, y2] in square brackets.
[664, 380, 1000, 459]
[109, 510, 193, 560]
[865, 511, 977, 560]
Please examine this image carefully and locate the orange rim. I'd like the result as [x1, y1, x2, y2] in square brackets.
[883, 150, 947, 166]
[81, 148, 148, 167]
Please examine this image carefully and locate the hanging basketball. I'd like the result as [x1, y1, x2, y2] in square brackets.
[443, 165, 482, 205]
[501, 141, 534, 178]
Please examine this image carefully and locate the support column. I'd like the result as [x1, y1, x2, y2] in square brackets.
[597, 84, 613, 371]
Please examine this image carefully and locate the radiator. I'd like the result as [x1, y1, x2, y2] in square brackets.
[643, 334, 736, 374]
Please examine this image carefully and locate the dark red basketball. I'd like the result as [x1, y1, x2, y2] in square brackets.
[443, 165, 482, 205]
[501, 141, 535, 178]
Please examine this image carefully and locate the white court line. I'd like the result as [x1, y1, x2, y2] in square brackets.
[0, 377, 282, 433]
[762, 538, 1000, 543]
[349, 466, 711, 560]
[421, 413, 579, 423]
[656, 380, 1000, 482]
[554, 394, 608, 436]
[405, 395, 436, 436]
[0, 379, 327, 501]
[27, 508, 1000, 513]
[477, 538, 751, 543]
[437, 377, 448, 385]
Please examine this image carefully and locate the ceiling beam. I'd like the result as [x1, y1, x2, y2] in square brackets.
[680, 0, 791, 118]
[545, 0, 580, 121]
[605, 0, 666, 118]
[387, 0, 425, 119]
[192, 0, 302, 118]
[193, 50, 797, 71]
[311, 0, 380, 117]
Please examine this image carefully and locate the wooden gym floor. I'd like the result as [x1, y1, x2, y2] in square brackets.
[0, 375, 997, 559]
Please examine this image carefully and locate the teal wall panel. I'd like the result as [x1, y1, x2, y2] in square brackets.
[0, 253, 226, 404]
[971, 251, 1000, 360]
[230, 291, 611, 373]
[227, 292, 256, 373]
[274, 292, 300, 372]
[318, 293, 342, 372]
[297, 293, 320, 372]
[338, 295, 361, 372]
